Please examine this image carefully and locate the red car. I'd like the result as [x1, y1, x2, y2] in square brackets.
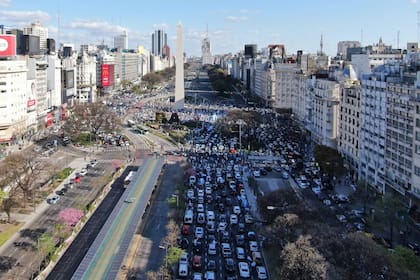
[192, 255, 202, 270]
[181, 225, 191, 236]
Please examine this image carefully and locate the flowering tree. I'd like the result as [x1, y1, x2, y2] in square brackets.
[58, 208, 84, 227]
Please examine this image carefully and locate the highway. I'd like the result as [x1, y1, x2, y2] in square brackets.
[70, 156, 165, 280]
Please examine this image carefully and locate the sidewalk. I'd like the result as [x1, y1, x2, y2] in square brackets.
[0, 157, 88, 256]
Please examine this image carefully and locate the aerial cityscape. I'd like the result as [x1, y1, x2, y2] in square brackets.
[0, 0, 420, 280]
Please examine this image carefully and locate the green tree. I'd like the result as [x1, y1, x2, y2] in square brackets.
[142, 72, 162, 92]
[166, 246, 185, 268]
[1, 197, 16, 223]
[392, 246, 420, 277]
[375, 193, 407, 245]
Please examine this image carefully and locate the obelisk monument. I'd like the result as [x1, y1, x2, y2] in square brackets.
[174, 22, 185, 110]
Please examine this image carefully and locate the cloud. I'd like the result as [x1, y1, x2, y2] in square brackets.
[411, 0, 417, 3]
[225, 16, 248, 22]
[68, 19, 126, 34]
[0, 10, 50, 23]
[0, 0, 11, 7]
[239, 9, 249, 14]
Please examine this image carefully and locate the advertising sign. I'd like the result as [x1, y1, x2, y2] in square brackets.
[0, 35, 16, 57]
[102, 64, 110, 87]
[27, 80, 37, 113]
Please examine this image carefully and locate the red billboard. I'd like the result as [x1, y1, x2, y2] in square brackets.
[102, 64, 115, 87]
[46, 112, 54, 127]
[0, 35, 16, 57]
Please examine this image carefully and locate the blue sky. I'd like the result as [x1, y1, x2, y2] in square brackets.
[0, 0, 419, 56]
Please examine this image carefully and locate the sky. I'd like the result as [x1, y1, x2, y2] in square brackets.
[0, 0, 419, 57]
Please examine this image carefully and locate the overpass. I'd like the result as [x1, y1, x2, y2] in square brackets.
[71, 156, 165, 280]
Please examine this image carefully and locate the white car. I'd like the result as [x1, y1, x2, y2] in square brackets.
[230, 214, 238, 225]
[238, 262, 250, 278]
[195, 227, 204, 239]
[79, 168, 88, 176]
[256, 266, 268, 279]
[208, 240, 217, 255]
[205, 186, 212, 195]
[197, 204, 205, 212]
[253, 170, 261, 177]
[193, 272, 202, 280]
[204, 271, 215, 280]
[48, 195, 61, 204]
[233, 206, 241, 215]
[249, 241, 258, 252]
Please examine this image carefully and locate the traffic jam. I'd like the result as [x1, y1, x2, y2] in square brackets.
[178, 129, 268, 280]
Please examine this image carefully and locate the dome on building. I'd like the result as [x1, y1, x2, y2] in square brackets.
[343, 64, 358, 81]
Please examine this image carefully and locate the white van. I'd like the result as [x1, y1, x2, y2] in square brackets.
[189, 175, 196, 186]
[206, 210, 215, 223]
[184, 209, 193, 224]
[178, 262, 188, 278]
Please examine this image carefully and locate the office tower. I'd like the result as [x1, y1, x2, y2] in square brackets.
[202, 36, 213, 65]
[174, 22, 184, 110]
[24, 21, 48, 52]
[152, 29, 167, 56]
[114, 30, 128, 50]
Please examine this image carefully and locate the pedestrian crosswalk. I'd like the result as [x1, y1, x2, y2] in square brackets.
[103, 146, 130, 152]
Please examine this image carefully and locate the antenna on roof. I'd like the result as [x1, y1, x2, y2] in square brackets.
[206, 23, 208, 38]
[361, 29, 363, 45]
[397, 30, 400, 49]
[320, 33, 324, 55]
[418, 11, 420, 44]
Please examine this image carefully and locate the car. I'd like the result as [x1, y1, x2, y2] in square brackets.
[236, 247, 246, 260]
[193, 272, 203, 280]
[187, 189, 195, 200]
[244, 214, 254, 224]
[195, 227, 204, 239]
[336, 214, 347, 223]
[79, 168, 88, 176]
[207, 259, 217, 271]
[222, 242, 232, 258]
[218, 222, 227, 232]
[238, 262, 250, 278]
[233, 206, 241, 215]
[204, 271, 216, 280]
[218, 203, 225, 212]
[89, 159, 98, 168]
[179, 238, 189, 249]
[238, 223, 246, 233]
[182, 225, 191, 236]
[230, 214, 238, 225]
[235, 234, 245, 246]
[253, 170, 261, 177]
[219, 214, 227, 223]
[192, 255, 202, 270]
[224, 258, 235, 273]
[197, 213, 206, 224]
[247, 231, 257, 241]
[208, 240, 217, 255]
[179, 252, 188, 264]
[48, 196, 60, 204]
[256, 266, 268, 279]
[197, 204, 205, 212]
[56, 190, 65, 196]
[249, 241, 258, 252]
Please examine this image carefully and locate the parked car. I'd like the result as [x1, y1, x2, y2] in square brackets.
[238, 262, 250, 278]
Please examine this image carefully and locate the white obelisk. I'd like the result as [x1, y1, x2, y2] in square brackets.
[174, 22, 184, 110]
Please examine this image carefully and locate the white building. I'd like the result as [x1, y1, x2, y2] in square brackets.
[411, 98, 420, 199]
[27, 56, 49, 126]
[202, 37, 213, 65]
[338, 66, 361, 174]
[359, 75, 387, 193]
[76, 52, 97, 103]
[292, 72, 310, 125]
[47, 54, 62, 109]
[24, 21, 48, 51]
[114, 31, 128, 50]
[272, 63, 298, 109]
[351, 53, 402, 80]
[0, 59, 28, 143]
[308, 76, 340, 148]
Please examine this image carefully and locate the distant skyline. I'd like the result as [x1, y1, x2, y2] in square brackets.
[0, 0, 419, 56]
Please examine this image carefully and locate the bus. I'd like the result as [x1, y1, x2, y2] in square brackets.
[127, 119, 136, 127]
[123, 171, 135, 186]
[135, 124, 149, 135]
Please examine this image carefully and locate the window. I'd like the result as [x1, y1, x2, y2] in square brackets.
[415, 165, 420, 176]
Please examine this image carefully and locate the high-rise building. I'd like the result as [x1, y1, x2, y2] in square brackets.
[23, 21, 48, 52]
[114, 31, 128, 50]
[202, 36, 213, 65]
[151, 29, 167, 56]
[337, 41, 361, 58]
[174, 22, 184, 110]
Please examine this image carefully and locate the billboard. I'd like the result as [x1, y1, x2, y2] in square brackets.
[0, 35, 16, 57]
[65, 70, 74, 89]
[102, 64, 115, 87]
[27, 80, 37, 112]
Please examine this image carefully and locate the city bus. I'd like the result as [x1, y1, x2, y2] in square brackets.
[127, 119, 136, 127]
[135, 124, 149, 135]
